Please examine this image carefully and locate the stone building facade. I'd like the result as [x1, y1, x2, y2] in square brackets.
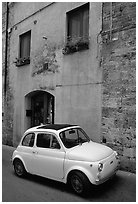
[101, 2, 136, 172]
[2, 2, 136, 172]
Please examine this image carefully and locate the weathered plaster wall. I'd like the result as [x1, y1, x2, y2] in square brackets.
[4, 2, 102, 145]
[101, 2, 136, 172]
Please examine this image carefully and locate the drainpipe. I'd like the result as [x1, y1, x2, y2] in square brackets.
[110, 2, 112, 40]
[4, 2, 9, 97]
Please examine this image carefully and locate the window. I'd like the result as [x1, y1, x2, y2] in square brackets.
[22, 133, 35, 147]
[36, 133, 60, 149]
[20, 31, 31, 59]
[16, 30, 31, 66]
[68, 3, 89, 42]
[59, 128, 90, 148]
[63, 3, 89, 54]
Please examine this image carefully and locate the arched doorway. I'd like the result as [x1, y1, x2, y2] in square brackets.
[25, 90, 54, 127]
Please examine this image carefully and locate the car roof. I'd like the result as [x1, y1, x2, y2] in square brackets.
[37, 124, 75, 130]
[24, 124, 80, 134]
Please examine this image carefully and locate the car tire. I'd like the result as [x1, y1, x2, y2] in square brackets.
[13, 159, 26, 177]
[69, 171, 91, 196]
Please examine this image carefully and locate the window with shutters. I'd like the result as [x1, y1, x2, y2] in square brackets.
[63, 3, 89, 55]
[16, 30, 31, 67]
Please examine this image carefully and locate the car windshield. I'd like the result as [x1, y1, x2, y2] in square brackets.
[59, 128, 90, 148]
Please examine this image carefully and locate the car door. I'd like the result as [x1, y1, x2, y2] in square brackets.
[19, 132, 37, 174]
[33, 132, 65, 180]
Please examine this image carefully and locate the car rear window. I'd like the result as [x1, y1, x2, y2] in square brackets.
[22, 133, 35, 147]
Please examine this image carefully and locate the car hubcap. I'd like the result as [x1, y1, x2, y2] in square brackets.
[15, 162, 23, 176]
[71, 175, 83, 194]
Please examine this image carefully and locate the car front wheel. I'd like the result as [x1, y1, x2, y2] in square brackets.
[13, 159, 26, 177]
[69, 171, 91, 196]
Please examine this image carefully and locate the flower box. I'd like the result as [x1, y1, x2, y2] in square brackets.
[15, 57, 30, 67]
[62, 36, 89, 55]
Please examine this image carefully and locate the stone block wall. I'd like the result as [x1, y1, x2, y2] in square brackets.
[101, 2, 136, 172]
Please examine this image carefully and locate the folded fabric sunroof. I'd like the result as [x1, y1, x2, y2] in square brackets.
[37, 124, 75, 130]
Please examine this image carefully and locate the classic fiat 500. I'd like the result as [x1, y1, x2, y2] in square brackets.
[12, 124, 120, 195]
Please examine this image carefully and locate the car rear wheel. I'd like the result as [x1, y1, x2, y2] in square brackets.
[69, 171, 91, 196]
[14, 159, 26, 177]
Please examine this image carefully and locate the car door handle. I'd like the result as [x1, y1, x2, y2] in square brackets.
[32, 151, 38, 154]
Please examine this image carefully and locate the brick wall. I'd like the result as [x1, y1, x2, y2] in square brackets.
[101, 2, 136, 172]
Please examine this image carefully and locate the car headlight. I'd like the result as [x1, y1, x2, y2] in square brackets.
[98, 163, 103, 172]
[115, 151, 119, 160]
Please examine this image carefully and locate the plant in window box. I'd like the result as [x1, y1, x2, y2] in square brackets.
[62, 36, 77, 54]
[62, 46, 70, 55]
[76, 36, 89, 51]
[62, 36, 89, 55]
[15, 56, 30, 67]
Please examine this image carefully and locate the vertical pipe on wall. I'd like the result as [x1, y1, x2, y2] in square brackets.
[4, 2, 9, 97]
[110, 2, 112, 40]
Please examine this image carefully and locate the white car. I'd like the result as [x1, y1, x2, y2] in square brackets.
[12, 124, 120, 195]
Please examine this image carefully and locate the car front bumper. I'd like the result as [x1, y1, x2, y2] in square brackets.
[93, 154, 120, 185]
[94, 165, 119, 185]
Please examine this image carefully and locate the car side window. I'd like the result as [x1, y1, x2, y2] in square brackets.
[36, 133, 60, 149]
[22, 133, 35, 147]
[50, 135, 61, 149]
